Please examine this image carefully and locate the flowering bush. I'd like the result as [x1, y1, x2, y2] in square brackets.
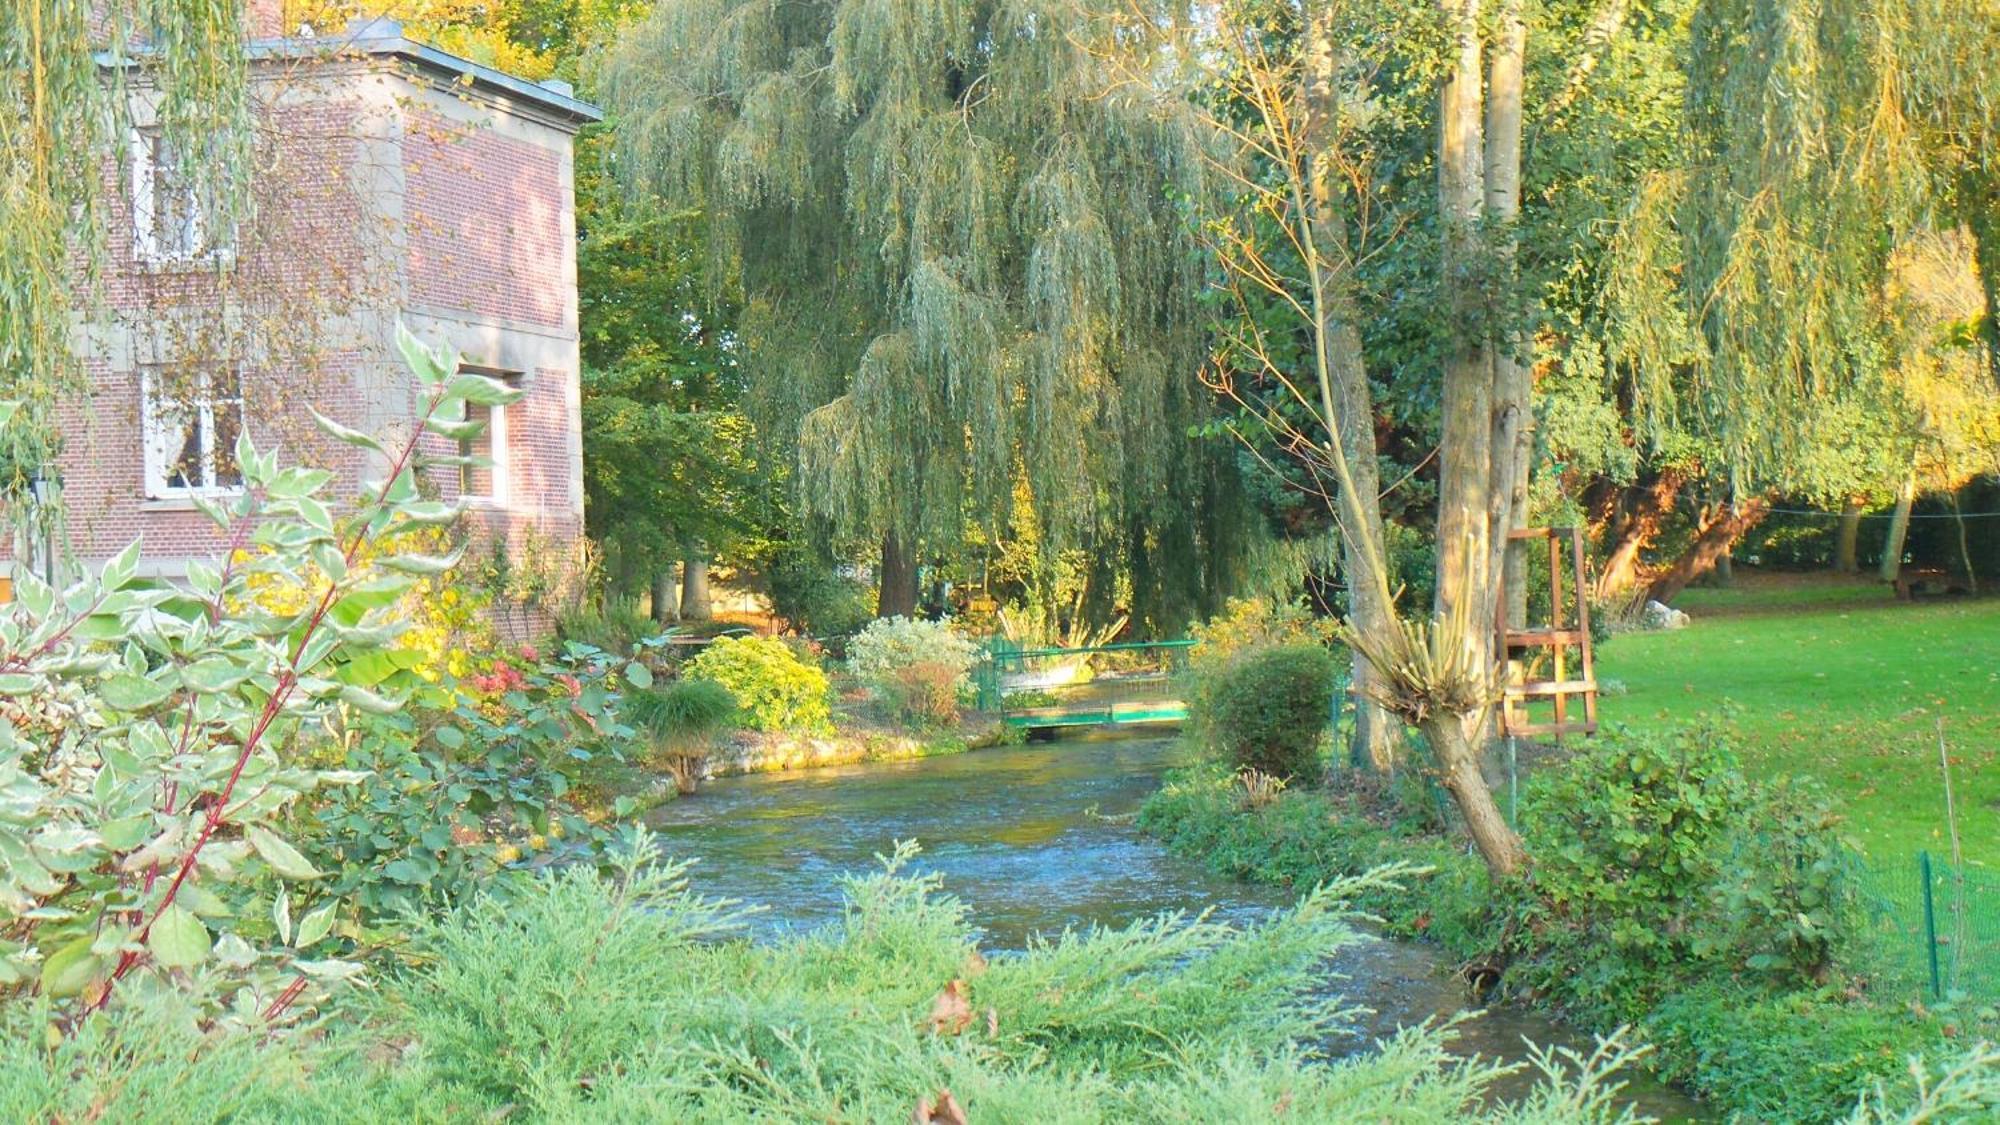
[847, 616, 980, 724]
[684, 635, 832, 733]
[292, 640, 646, 919]
[0, 326, 526, 1018]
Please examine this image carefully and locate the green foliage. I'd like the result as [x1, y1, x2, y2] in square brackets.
[0, 836, 1669, 1122]
[555, 595, 657, 656]
[623, 677, 739, 791]
[606, 0, 1256, 634]
[290, 643, 637, 919]
[684, 635, 833, 733]
[1509, 726, 1867, 1018]
[1518, 727, 1748, 984]
[848, 616, 981, 726]
[765, 543, 875, 638]
[0, 328, 523, 1013]
[624, 679, 739, 750]
[1185, 597, 1338, 682]
[1190, 644, 1340, 782]
[1139, 764, 1489, 949]
[1644, 982, 1937, 1121]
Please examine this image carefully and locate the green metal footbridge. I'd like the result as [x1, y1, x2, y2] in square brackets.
[975, 639, 1195, 730]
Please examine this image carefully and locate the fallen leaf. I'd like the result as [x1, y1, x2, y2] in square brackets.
[912, 1088, 968, 1125]
[926, 979, 973, 1036]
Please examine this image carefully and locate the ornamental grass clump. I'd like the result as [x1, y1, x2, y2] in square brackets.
[624, 678, 739, 793]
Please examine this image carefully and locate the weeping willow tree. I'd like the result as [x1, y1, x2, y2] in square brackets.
[1603, 0, 2000, 573]
[2, 1, 250, 550]
[604, 0, 1253, 628]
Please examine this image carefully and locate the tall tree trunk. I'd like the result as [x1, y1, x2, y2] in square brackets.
[1303, 1, 1404, 771]
[1964, 167, 2000, 389]
[1431, 0, 1525, 879]
[680, 556, 712, 621]
[1485, 0, 1532, 633]
[1880, 477, 1916, 583]
[1433, 0, 1493, 644]
[651, 567, 678, 624]
[1949, 490, 1979, 593]
[877, 530, 919, 619]
[1713, 548, 1734, 586]
[1645, 498, 1770, 605]
[1594, 470, 1682, 599]
[1833, 499, 1862, 573]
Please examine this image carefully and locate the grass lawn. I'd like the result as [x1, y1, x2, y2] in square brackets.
[1595, 572, 2000, 869]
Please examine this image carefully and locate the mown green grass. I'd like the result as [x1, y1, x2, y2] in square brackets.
[1597, 576, 2000, 868]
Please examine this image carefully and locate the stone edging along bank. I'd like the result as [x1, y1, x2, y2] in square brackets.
[706, 720, 1011, 779]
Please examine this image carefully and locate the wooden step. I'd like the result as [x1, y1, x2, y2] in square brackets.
[1503, 628, 1585, 647]
[1505, 680, 1596, 698]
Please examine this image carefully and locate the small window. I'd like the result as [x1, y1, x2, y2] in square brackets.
[143, 369, 245, 498]
[132, 128, 229, 264]
[453, 365, 517, 506]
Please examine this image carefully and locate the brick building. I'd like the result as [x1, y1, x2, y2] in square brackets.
[19, 8, 598, 633]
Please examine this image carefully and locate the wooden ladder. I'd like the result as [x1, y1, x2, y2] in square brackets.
[1495, 526, 1598, 740]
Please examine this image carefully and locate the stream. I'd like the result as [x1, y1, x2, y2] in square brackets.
[646, 733, 1705, 1120]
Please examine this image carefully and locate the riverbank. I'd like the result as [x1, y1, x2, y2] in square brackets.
[641, 732, 1703, 1119]
[708, 715, 1011, 777]
[1138, 760, 1949, 1122]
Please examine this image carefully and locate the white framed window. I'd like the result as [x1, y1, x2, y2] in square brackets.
[454, 365, 518, 507]
[131, 127, 230, 265]
[142, 369, 245, 498]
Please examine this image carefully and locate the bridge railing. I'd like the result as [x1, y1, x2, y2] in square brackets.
[975, 639, 1196, 727]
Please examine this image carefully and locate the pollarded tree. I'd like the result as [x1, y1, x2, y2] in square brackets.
[603, 0, 1253, 628]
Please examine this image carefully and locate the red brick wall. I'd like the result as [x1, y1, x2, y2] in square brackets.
[405, 113, 571, 331]
[37, 47, 586, 651]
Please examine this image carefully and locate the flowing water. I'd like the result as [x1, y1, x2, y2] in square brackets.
[646, 733, 1706, 1120]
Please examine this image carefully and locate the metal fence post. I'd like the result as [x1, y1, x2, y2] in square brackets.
[1507, 736, 1519, 828]
[1921, 850, 1942, 1000]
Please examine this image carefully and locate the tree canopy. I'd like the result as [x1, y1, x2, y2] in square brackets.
[605, 0, 1257, 630]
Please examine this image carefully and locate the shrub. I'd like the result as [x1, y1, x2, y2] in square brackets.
[881, 660, 964, 727]
[0, 327, 524, 1016]
[555, 595, 656, 656]
[1645, 982, 1935, 1120]
[685, 635, 833, 733]
[1508, 724, 1868, 1021]
[624, 679, 739, 793]
[1191, 643, 1338, 781]
[766, 545, 875, 639]
[1185, 597, 1337, 684]
[847, 616, 981, 716]
[290, 641, 640, 919]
